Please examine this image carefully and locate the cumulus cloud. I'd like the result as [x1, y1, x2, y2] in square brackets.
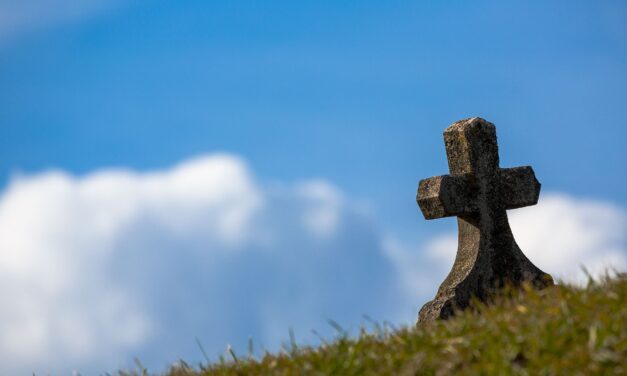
[0, 155, 260, 373]
[0, 154, 399, 375]
[511, 193, 626, 281]
[0, 154, 624, 374]
[0, 0, 121, 45]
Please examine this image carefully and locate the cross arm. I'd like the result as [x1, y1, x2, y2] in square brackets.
[417, 174, 477, 219]
[499, 166, 541, 210]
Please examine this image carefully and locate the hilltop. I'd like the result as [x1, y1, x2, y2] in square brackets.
[125, 274, 626, 375]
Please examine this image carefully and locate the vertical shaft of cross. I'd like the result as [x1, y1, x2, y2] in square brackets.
[444, 119, 499, 177]
[416, 118, 553, 324]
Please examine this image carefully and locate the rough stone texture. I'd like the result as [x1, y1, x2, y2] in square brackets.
[416, 117, 554, 324]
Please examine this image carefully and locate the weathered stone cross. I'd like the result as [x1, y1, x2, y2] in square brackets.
[416, 117, 553, 323]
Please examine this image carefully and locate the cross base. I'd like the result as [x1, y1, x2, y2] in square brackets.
[417, 216, 554, 324]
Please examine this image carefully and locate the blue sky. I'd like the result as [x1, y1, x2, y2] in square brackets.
[1, 0, 626, 374]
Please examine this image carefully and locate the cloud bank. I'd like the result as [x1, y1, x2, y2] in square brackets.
[0, 154, 400, 375]
[0, 154, 624, 374]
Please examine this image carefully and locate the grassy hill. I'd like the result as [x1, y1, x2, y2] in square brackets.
[127, 274, 626, 375]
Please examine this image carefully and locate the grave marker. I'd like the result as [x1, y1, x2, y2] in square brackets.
[417, 117, 553, 323]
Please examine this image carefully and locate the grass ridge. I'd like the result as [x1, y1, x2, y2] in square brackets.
[121, 274, 626, 375]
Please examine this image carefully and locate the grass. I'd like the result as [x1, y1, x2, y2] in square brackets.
[121, 273, 626, 375]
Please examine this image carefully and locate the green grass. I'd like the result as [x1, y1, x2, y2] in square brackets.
[124, 274, 626, 375]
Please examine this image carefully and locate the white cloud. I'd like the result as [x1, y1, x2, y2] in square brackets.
[0, 0, 121, 45]
[0, 154, 624, 375]
[0, 154, 399, 375]
[511, 193, 626, 282]
[0, 154, 264, 374]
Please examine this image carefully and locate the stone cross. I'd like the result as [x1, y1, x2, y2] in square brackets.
[416, 117, 553, 324]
